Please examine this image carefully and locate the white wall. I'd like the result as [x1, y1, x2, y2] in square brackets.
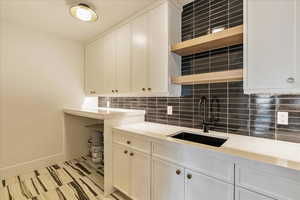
[0, 20, 85, 177]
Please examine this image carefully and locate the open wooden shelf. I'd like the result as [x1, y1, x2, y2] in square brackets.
[171, 25, 243, 56]
[171, 69, 243, 85]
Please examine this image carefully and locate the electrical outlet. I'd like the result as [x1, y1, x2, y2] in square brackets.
[167, 106, 173, 115]
[277, 112, 289, 125]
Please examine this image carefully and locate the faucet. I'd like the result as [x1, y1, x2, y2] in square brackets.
[199, 96, 211, 133]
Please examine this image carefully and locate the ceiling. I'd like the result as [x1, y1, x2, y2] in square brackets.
[0, 0, 162, 43]
[0, 0, 192, 43]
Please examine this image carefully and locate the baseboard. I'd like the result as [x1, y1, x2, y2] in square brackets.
[0, 153, 65, 179]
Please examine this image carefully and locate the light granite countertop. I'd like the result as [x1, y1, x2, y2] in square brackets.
[114, 122, 300, 172]
[63, 107, 145, 120]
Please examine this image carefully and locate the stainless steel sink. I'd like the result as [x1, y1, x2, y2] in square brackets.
[169, 132, 227, 147]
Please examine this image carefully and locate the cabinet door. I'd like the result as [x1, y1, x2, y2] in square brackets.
[131, 13, 148, 93]
[236, 187, 274, 200]
[152, 158, 185, 200]
[185, 169, 234, 200]
[113, 144, 130, 195]
[245, 0, 299, 93]
[101, 34, 116, 94]
[148, 3, 168, 93]
[85, 39, 104, 95]
[130, 150, 151, 200]
[115, 24, 131, 93]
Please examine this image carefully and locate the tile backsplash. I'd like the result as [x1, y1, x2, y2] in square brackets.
[99, 0, 300, 144]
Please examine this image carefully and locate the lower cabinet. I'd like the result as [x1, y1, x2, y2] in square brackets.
[185, 169, 234, 200]
[152, 158, 185, 200]
[130, 150, 151, 200]
[236, 187, 274, 200]
[152, 158, 234, 200]
[112, 143, 150, 200]
[113, 144, 130, 193]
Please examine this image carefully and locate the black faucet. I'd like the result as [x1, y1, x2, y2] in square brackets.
[199, 96, 214, 133]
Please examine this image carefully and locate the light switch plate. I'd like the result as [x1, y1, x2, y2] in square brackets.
[277, 112, 289, 125]
[167, 106, 173, 115]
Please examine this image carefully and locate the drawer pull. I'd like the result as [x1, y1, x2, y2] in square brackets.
[124, 150, 128, 154]
[148, 88, 151, 91]
[176, 169, 181, 175]
[127, 141, 131, 145]
[115, 90, 119, 93]
[287, 77, 295, 83]
[142, 88, 146, 91]
[130, 152, 134, 156]
[187, 174, 192, 179]
[112, 90, 115, 93]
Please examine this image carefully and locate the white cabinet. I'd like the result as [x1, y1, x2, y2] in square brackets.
[235, 164, 300, 200]
[236, 188, 274, 200]
[244, 0, 300, 94]
[115, 24, 131, 93]
[85, 34, 116, 95]
[101, 34, 116, 94]
[131, 12, 148, 93]
[113, 144, 130, 193]
[131, 2, 181, 95]
[147, 3, 169, 94]
[112, 143, 150, 200]
[130, 150, 151, 200]
[152, 158, 185, 200]
[152, 157, 233, 200]
[185, 169, 234, 200]
[85, 1, 181, 96]
[85, 39, 104, 95]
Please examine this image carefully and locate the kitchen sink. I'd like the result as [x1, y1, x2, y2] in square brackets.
[170, 132, 227, 147]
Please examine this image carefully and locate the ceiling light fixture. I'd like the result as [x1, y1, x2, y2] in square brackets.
[70, 3, 98, 22]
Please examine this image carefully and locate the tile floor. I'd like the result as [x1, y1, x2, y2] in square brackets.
[0, 156, 130, 200]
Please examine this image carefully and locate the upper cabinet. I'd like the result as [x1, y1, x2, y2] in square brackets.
[131, 12, 148, 93]
[85, 1, 181, 96]
[244, 0, 300, 94]
[115, 24, 131, 94]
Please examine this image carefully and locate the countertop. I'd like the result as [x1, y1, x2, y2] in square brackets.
[63, 107, 145, 120]
[114, 122, 300, 172]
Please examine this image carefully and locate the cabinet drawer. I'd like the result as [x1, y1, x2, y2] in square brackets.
[152, 141, 234, 183]
[113, 130, 151, 153]
[236, 187, 274, 200]
[236, 164, 300, 200]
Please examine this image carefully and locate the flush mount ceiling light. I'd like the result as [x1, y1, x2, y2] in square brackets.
[70, 3, 98, 22]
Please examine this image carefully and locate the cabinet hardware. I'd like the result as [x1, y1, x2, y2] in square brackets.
[112, 90, 115, 93]
[142, 88, 146, 91]
[124, 150, 128, 154]
[116, 90, 119, 93]
[148, 88, 151, 91]
[176, 169, 181, 175]
[90, 90, 96, 94]
[187, 174, 192, 179]
[127, 141, 131, 145]
[130, 152, 134, 156]
[287, 77, 295, 83]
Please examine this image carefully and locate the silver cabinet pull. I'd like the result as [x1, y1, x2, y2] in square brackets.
[287, 77, 295, 83]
